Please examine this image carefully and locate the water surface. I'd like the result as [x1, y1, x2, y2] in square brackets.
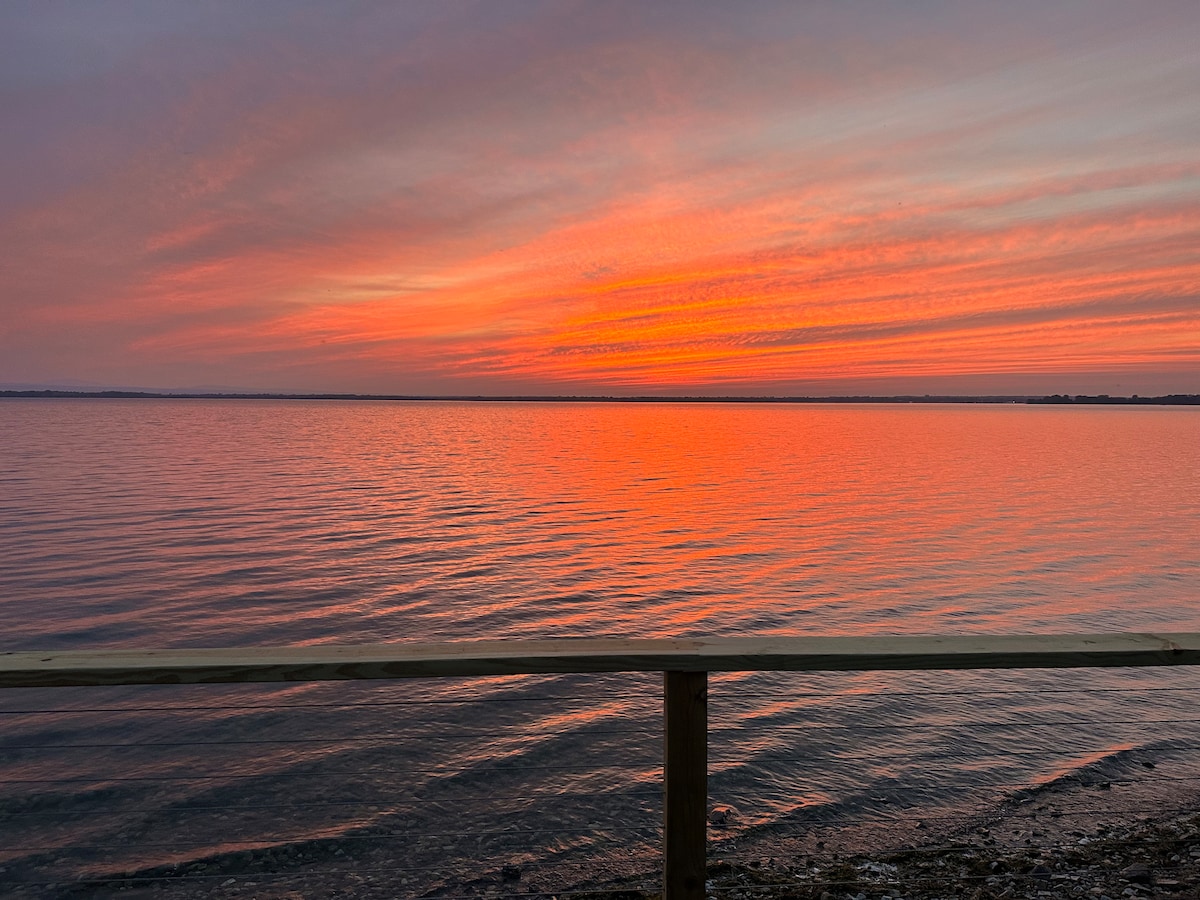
[2, 400, 1198, 895]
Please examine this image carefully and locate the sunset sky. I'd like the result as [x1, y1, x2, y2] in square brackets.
[2, 1, 1198, 396]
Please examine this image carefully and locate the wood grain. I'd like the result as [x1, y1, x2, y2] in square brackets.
[2, 633, 1199, 688]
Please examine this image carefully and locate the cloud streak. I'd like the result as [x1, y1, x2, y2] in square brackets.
[1, 1, 1197, 394]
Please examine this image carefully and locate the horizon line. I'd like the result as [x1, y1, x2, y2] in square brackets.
[3, 389, 1199, 405]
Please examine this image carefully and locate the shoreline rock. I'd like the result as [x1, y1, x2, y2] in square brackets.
[570, 812, 1200, 900]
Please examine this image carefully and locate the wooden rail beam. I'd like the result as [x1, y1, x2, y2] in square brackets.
[2, 633, 1199, 688]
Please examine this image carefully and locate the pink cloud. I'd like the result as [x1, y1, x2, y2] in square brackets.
[2, 2, 1198, 393]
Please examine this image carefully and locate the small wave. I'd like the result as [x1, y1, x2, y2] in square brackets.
[1006, 743, 1142, 800]
[59, 820, 397, 896]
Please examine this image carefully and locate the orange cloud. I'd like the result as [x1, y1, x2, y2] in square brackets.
[2, 3, 1197, 393]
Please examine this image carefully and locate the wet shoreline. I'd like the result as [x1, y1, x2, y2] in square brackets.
[16, 750, 1197, 899]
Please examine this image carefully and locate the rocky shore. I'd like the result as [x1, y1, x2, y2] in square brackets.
[21, 753, 1199, 899]
[565, 767, 1200, 900]
[24, 810, 1200, 900]
[584, 812, 1200, 900]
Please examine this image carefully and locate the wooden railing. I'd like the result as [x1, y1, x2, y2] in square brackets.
[4, 632, 1200, 899]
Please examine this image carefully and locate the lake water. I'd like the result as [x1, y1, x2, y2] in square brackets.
[2, 400, 1199, 896]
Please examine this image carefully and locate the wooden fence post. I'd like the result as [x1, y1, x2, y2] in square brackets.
[663, 670, 707, 900]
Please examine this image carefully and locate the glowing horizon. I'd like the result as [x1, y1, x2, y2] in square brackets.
[2, 2, 1198, 396]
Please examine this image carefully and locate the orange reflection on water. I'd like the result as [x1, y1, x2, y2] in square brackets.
[2, 400, 1198, 650]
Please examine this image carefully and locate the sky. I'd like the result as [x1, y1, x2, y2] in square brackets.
[2, 1, 1198, 396]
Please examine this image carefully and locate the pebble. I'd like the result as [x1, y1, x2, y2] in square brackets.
[709, 805, 738, 826]
[1121, 862, 1152, 884]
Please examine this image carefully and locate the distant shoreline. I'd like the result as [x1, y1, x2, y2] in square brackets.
[1, 390, 1198, 405]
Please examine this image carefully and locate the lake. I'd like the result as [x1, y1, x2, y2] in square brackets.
[2, 400, 1199, 896]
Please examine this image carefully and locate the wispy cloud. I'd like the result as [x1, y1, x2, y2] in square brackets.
[1, 1, 1197, 393]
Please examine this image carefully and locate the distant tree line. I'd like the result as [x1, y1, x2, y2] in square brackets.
[1028, 394, 1200, 405]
